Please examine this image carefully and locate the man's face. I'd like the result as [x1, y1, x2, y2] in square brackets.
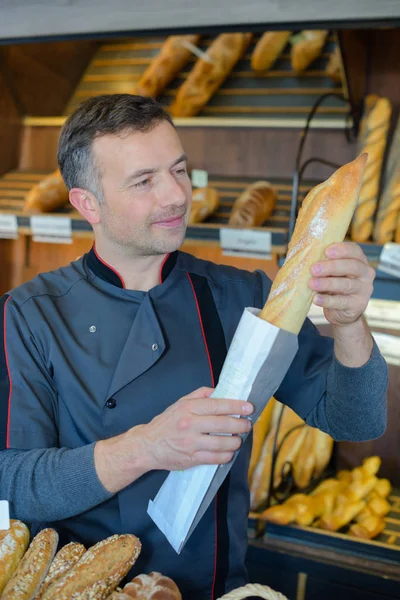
[92, 120, 192, 256]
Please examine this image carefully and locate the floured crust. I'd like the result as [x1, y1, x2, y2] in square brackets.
[121, 572, 182, 599]
[41, 534, 141, 600]
[0, 520, 30, 594]
[2, 528, 58, 600]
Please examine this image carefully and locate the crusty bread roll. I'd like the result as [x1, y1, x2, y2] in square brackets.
[23, 169, 69, 213]
[291, 30, 328, 74]
[169, 33, 252, 117]
[136, 35, 201, 98]
[188, 187, 220, 224]
[0, 520, 30, 594]
[122, 572, 182, 599]
[326, 45, 342, 84]
[351, 96, 392, 242]
[2, 528, 58, 600]
[251, 31, 291, 72]
[248, 397, 275, 484]
[373, 115, 400, 243]
[34, 542, 86, 600]
[41, 534, 141, 600]
[260, 154, 368, 334]
[229, 181, 277, 228]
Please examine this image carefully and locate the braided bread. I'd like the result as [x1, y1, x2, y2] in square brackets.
[373, 115, 400, 243]
[217, 583, 288, 600]
[260, 154, 367, 334]
[229, 181, 277, 228]
[351, 95, 392, 242]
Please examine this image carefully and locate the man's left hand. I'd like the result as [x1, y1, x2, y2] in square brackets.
[308, 242, 375, 328]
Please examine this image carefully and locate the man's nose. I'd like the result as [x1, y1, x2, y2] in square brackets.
[158, 173, 187, 206]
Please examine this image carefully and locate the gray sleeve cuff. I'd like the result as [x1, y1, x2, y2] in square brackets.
[2, 443, 113, 523]
[306, 339, 388, 441]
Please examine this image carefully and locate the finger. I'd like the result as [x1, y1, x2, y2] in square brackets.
[200, 434, 243, 453]
[193, 451, 235, 466]
[325, 242, 369, 264]
[190, 398, 253, 417]
[195, 415, 252, 435]
[309, 276, 362, 295]
[311, 258, 367, 279]
[184, 387, 214, 400]
[313, 293, 363, 311]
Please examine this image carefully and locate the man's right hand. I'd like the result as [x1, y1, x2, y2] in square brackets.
[94, 387, 253, 494]
[140, 387, 253, 471]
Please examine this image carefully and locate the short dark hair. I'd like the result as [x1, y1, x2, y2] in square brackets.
[57, 94, 174, 201]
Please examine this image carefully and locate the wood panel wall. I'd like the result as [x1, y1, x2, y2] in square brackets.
[0, 58, 21, 176]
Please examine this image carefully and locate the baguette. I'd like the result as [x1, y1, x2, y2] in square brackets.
[260, 154, 367, 334]
[122, 572, 182, 599]
[373, 115, 400, 243]
[188, 187, 220, 224]
[396, 211, 400, 243]
[42, 534, 141, 600]
[326, 45, 342, 84]
[351, 96, 392, 242]
[23, 169, 70, 213]
[136, 35, 201, 98]
[291, 30, 328, 74]
[251, 31, 291, 72]
[2, 528, 58, 600]
[169, 33, 252, 117]
[34, 542, 86, 600]
[273, 423, 307, 488]
[248, 397, 275, 484]
[292, 427, 317, 489]
[312, 429, 334, 478]
[228, 181, 277, 228]
[0, 520, 30, 594]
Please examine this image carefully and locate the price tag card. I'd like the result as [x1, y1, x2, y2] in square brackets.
[220, 228, 272, 259]
[0, 214, 18, 239]
[31, 216, 72, 244]
[366, 299, 400, 331]
[191, 169, 208, 188]
[0, 500, 10, 530]
[378, 243, 400, 278]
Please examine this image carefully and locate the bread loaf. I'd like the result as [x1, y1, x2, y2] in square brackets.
[0, 520, 30, 594]
[373, 115, 400, 243]
[291, 30, 328, 74]
[136, 35, 201, 98]
[396, 211, 400, 243]
[248, 397, 275, 484]
[2, 528, 58, 600]
[260, 154, 367, 334]
[23, 169, 70, 213]
[228, 181, 277, 228]
[188, 187, 220, 224]
[312, 429, 334, 479]
[326, 45, 342, 84]
[41, 534, 141, 600]
[351, 96, 392, 242]
[122, 572, 182, 599]
[292, 427, 317, 489]
[251, 31, 291, 72]
[169, 33, 252, 117]
[34, 542, 86, 600]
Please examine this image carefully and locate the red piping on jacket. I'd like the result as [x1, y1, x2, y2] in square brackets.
[93, 244, 126, 289]
[159, 253, 171, 284]
[186, 272, 218, 600]
[4, 296, 12, 449]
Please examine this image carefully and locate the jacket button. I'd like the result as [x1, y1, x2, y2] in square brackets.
[152, 343, 158, 351]
[106, 398, 117, 409]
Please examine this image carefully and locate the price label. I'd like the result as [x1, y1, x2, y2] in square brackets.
[220, 228, 271, 259]
[30, 216, 72, 244]
[0, 214, 18, 239]
[0, 500, 10, 530]
[378, 243, 400, 278]
[191, 169, 208, 188]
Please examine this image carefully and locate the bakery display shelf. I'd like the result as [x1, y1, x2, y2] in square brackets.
[61, 32, 348, 129]
[0, 169, 315, 254]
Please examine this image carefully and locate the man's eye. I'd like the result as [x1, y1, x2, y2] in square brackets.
[176, 168, 187, 175]
[134, 178, 150, 188]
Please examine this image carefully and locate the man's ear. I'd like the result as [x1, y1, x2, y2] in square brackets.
[69, 188, 101, 225]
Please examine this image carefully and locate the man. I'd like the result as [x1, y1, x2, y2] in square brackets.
[0, 95, 387, 599]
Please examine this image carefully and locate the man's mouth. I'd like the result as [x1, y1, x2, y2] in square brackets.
[152, 214, 185, 228]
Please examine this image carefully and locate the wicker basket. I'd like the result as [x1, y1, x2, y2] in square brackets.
[218, 583, 289, 599]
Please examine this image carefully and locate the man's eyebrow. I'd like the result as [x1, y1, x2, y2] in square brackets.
[120, 153, 188, 188]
